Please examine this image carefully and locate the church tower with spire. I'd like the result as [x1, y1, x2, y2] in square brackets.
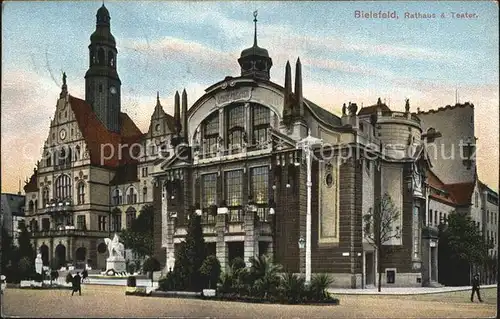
[85, 4, 122, 132]
[238, 11, 273, 80]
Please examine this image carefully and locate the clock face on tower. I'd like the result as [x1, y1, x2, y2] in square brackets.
[59, 129, 67, 140]
[110, 86, 117, 95]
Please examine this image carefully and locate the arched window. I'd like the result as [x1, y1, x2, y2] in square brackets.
[202, 112, 219, 157]
[58, 147, 66, 166]
[42, 187, 50, 207]
[113, 189, 123, 205]
[97, 48, 105, 65]
[226, 104, 245, 151]
[126, 207, 137, 229]
[126, 187, 137, 204]
[28, 200, 34, 213]
[77, 182, 85, 205]
[252, 105, 270, 145]
[143, 187, 148, 200]
[75, 145, 81, 161]
[46, 151, 52, 167]
[55, 174, 71, 199]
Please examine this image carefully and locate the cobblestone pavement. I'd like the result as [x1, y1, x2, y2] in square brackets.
[1, 285, 496, 318]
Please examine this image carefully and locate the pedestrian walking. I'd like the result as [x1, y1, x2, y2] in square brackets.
[71, 272, 82, 296]
[81, 269, 89, 283]
[470, 273, 483, 302]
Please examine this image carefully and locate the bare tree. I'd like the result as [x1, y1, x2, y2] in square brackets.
[363, 193, 401, 292]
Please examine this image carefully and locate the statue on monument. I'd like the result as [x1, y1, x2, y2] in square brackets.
[104, 233, 125, 259]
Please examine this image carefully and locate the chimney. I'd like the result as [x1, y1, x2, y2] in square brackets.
[283, 61, 292, 118]
[294, 57, 303, 117]
[174, 91, 181, 134]
[182, 89, 188, 142]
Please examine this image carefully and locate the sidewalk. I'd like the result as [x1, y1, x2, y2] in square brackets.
[327, 284, 498, 295]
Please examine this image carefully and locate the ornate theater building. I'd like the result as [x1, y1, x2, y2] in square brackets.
[22, 5, 496, 289]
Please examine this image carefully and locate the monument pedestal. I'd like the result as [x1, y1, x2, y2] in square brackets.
[106, 256, 126, 273]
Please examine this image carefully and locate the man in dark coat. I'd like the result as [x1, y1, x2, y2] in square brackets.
[71, 272, 82, 296]
[471, 273, 483, 302]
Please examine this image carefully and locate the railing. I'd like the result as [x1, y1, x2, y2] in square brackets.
[228, 208, 244, 222]
[257, 207, 271, 222]
[380, 111, 421, 123]
[200, 210, 216, 225]
[31, 228, 106, 238]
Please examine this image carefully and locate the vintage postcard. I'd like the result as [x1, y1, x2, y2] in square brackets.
[1, 1, 498, 318]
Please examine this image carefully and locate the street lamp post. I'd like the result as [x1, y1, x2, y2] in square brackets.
[296, 129, 323, 285]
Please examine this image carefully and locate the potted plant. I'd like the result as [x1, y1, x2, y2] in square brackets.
[200, 255, 221, 297]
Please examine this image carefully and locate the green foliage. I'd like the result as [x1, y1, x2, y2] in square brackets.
[309, 274, 334, 301]
[200, 255, 221, 289]
[17, 224, 35, 261]
[167, 209, 207, 291]
[441, 212, 490, 265]
[120, 205, 154, 258]
[17, 256, 35, 280]
[230, 257, 246, 273]
[438, 212, 492, 285]
[248, 255, 282, 298]
[143, 256, 161, 284]
[279, 272, 306, 304]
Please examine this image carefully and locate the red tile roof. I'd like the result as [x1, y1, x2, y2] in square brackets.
[69, 95, 143, 167]
[357, 103, 391, 116]
[443, 182, 475, 206]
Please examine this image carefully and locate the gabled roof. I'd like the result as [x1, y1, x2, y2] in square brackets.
[69, 96, 143, 167]
[304, 99, 341, 127]
[357, 102, 391, 116]
[110, 163, 139, 185]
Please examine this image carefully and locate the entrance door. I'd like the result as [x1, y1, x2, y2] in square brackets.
[365, 252, 375, 287]
[430, 247, 437, 281]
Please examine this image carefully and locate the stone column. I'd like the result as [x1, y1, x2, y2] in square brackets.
[244, 210, 258, 267]
[216, 214, 228, 272]
[165, 217, 176, 272]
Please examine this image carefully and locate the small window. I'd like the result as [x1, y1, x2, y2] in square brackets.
[386, 270, 396, 284]
[99, 84, 103, 93]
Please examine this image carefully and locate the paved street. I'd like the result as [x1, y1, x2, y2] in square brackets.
[1, 285, 496, 318]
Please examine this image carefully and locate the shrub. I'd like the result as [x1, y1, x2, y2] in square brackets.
[65, 273, 73, 283]
[248, 255, 282, 298]
[309, 273, 334, 301]
[199, 255, 221, 289]
[231, 257, 246, 273]
[158, 271, 180, 291]
[143, 257, 161, 285]
[17, 256, 34, 280]
[279, 272, 306, 304]
[127, 262, 136, 274]
[218, 271, 234, 294]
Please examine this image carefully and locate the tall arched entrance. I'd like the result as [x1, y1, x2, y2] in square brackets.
[55, 244, 66, 269]
[40, 244, 49, 266]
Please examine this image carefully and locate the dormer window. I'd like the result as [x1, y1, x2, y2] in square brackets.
[202, 112, 219, 157]
[227, 104, 245, 151]
[252, 105, 270, 146]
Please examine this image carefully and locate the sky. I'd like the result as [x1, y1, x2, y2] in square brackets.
[1, 1, 499, 193]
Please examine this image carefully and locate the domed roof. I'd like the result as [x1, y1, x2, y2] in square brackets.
[97, 4, 110, 18]
[240, 44, 270, 59]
